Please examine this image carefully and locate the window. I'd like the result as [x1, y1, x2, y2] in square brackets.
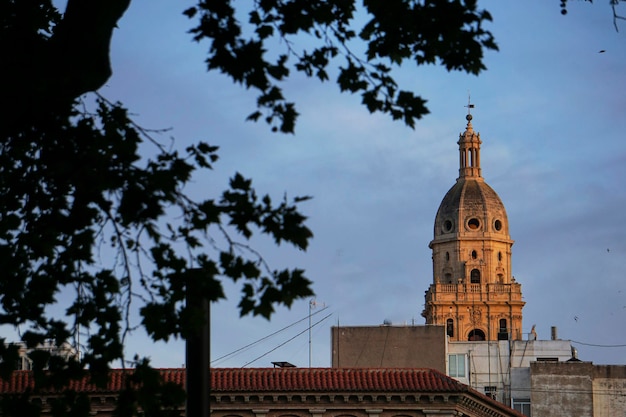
[484, 386, 497, 400]
[513, 399, 531, 416]
[468, 218, 480, 230]
[468, 329, 485, 341]
[15, 356, 31, 371]
[445, 251, 450, 261]
[448, 354, 465, 377]
[471, 250, 477, 259]
[470, 269, 480, 283]
[535, 357, 558, 362]
[446, 319, 454, 337]
[498, 319, 508, 340]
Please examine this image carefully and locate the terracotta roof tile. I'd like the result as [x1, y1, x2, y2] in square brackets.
[212, 368, 469, 393]
[0, 368, 527, 417]
[0, 369, 186, 394]
[0, 368, 465, 394]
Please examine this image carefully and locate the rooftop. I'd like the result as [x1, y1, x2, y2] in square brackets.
[0, 367, 467, 394]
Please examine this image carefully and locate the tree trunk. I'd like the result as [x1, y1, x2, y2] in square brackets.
[3, 0, 131, 128]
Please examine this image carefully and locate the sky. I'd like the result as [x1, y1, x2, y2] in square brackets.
[49, 0, 626, 368]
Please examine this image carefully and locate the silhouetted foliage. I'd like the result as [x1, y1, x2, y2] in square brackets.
[560, 0, 626, 30]
[0, 0, 506, 415]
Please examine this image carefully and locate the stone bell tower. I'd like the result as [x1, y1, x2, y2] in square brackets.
[422, 109, 525, 341]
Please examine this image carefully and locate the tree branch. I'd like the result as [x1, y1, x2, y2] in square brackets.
[51, 0, 132, 99]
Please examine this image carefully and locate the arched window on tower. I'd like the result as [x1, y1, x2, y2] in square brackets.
[446, 319, 454, 338]
[498, 319, 509, 340]
[468, 329, 485, 341]
[470, 269, 481, 284]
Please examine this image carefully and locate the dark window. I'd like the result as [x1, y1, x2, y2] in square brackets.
[468, 218, 480, 230]
[446, 319, 454, 337]
[470, 269, 480, 283]
[498, 251, 502, 261]
[468, 329, 485, 341]
[498, 319, 508, 340]
[484, 386, 497, 400]
[499, 319, 507, 331]
[445, 251, 450, 261]
[494, 219, 502, 231]
[471, 250, 477, 259]
[445, 273, 452, 283]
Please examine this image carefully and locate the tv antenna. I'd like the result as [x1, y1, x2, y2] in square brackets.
[309, 299, 325, 367]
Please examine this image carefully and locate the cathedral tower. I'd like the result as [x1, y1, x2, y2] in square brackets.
[422, 111, 525, 341]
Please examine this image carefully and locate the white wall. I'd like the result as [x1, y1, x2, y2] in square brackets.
[446, 338, 573, 406]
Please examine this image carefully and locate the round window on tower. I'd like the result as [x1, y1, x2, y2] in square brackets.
[467, 218, 480, 230]
[494, 219, 502, 231]
[442, 219, 454, 233]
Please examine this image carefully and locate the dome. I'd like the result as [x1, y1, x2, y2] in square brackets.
[433, 178, 509, 238]
[430, 113, 510, 241]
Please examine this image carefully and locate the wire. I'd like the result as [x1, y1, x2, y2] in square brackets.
[241, 312, 333, 368]
[211, 306, 329, 364]
[571, 339, 626, 348]
[510, 386, 626, 397]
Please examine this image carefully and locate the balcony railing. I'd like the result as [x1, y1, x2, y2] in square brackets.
[424, 282, 523, 302]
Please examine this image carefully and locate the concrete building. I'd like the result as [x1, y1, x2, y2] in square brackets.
[530, 362, 626, 417]
[331, 324, 446, 372]
[6, 340, 78, 371]
[330, 324, 575, 415]
[448, 338, 574, 411]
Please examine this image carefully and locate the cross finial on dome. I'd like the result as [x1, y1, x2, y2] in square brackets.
[465, 93, 474, 121]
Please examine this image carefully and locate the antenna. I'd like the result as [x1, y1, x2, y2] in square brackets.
[308, 299, 325, 367]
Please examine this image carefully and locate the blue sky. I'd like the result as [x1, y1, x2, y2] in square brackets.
[49, 1, 626, 367]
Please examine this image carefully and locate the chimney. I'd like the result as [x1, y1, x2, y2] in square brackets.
[551, 326, 558, 340]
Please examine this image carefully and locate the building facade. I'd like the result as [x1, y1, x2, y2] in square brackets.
[210, 368, 524, 417]
[530, 362, 626, 417]
[330, 324, 576, 415]
[0, 368, 525, 417]
[422, 113, 524, 342]
[330, 324, 447, 372]
[6, 341, 79, 371]
[448, 338, 574, 412]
